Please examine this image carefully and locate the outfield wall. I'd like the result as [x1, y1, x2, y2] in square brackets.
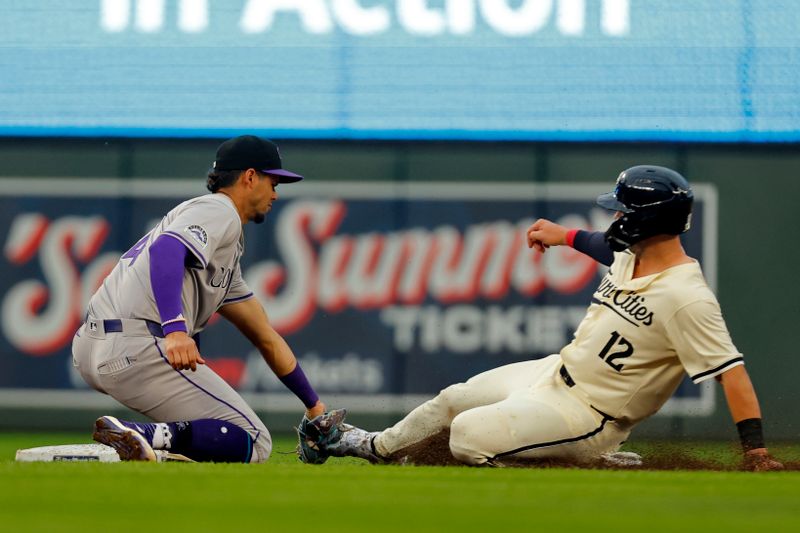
[0, 138, 798, 441]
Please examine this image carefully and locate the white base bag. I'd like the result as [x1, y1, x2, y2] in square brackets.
[15, 444, 194, 462]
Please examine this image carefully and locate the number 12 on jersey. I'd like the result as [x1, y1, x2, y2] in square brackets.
[598, 331, 633, 372]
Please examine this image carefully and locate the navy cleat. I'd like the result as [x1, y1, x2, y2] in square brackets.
[93, 416, 157, 462]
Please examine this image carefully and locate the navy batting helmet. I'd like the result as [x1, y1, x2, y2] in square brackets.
[597, 165, 694, 252]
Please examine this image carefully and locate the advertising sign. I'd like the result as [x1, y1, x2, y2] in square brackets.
[0, 179, 717, 415]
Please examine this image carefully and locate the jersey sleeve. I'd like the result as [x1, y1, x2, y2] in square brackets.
[664, 298, 744, 384]
[222, 263, 254, 305]
[160, 198, 240, 269]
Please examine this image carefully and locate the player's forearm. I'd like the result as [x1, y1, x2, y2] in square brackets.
[239, 322, 323, 411]
[220, 298, 288, 369]
[219, 298, 321, 409]
[259, 332, 320, 410]
[719, 365, 762, 423]
[718, 364, 777, 462]
[256, 329, 297, 376]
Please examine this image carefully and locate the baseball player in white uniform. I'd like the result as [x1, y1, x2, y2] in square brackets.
[72, 135, 326, 462]
[301, 165, 782, 471]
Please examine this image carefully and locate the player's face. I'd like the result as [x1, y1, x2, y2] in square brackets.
[251, 173, 279, 224]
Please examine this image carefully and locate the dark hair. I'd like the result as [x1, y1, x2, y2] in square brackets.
[206, 168, 243, 193]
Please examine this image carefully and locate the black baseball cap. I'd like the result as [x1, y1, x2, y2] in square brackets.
[213, 135, 303, 183]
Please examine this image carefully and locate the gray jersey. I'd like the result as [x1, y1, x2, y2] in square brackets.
[88, 193, 253, 334]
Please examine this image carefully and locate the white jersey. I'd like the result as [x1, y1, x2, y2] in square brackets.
[88, 194, 253, 334]
[561, 250, 743, 426]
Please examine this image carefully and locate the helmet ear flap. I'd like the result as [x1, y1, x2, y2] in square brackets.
[604, 211, 649, 252]
[604, 202, 693, 252]
[604, 218, 631, 252]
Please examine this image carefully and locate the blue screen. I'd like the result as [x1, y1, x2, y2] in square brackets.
[1, 0, 798, 141]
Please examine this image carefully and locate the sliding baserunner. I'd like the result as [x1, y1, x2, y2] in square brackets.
[299, 165, 782, 472]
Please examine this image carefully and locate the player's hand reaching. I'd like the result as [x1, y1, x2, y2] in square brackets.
[743, 449, 784, 472]
[526, 218, 569, 253]
[164, 331, 206, 371]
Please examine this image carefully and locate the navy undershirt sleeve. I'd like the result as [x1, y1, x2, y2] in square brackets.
[572, 230, 614, 266]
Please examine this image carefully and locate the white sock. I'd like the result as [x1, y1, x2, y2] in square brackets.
[151, 423, 173, 450]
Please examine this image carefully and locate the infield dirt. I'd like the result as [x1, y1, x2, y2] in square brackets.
[388, 429, 800, 470]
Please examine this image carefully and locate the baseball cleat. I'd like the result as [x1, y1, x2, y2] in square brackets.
[93, 416, 157, 462]
[325, 423, 385, 464]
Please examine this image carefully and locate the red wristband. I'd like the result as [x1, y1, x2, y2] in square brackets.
[565, 229, 579, 247]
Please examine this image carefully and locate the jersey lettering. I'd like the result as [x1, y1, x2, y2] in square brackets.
[121, 234, 149, 266]
[210, 266, 233, 289]
[594, 277, 654, 326]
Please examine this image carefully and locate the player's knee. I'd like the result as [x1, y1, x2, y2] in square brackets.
[432, 382, 471, 417]
[448, 413, 490, 466]
[249, 431, 272, 463]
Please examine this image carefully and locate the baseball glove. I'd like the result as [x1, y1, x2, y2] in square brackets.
[296, 408, 347, 464]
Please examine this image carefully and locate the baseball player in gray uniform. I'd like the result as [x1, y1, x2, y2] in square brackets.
[72, 135, 326, 462]
[300, 165, 783, 471]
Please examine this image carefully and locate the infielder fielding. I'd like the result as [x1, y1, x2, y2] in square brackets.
[299, 165, 783, 471]
[72, 135, 325, 462]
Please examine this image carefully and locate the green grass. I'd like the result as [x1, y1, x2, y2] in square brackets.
[1, 433, 799, 532]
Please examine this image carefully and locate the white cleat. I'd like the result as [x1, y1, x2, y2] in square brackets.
[93, 416, 157, 462]
[327, 424, 384, 464]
